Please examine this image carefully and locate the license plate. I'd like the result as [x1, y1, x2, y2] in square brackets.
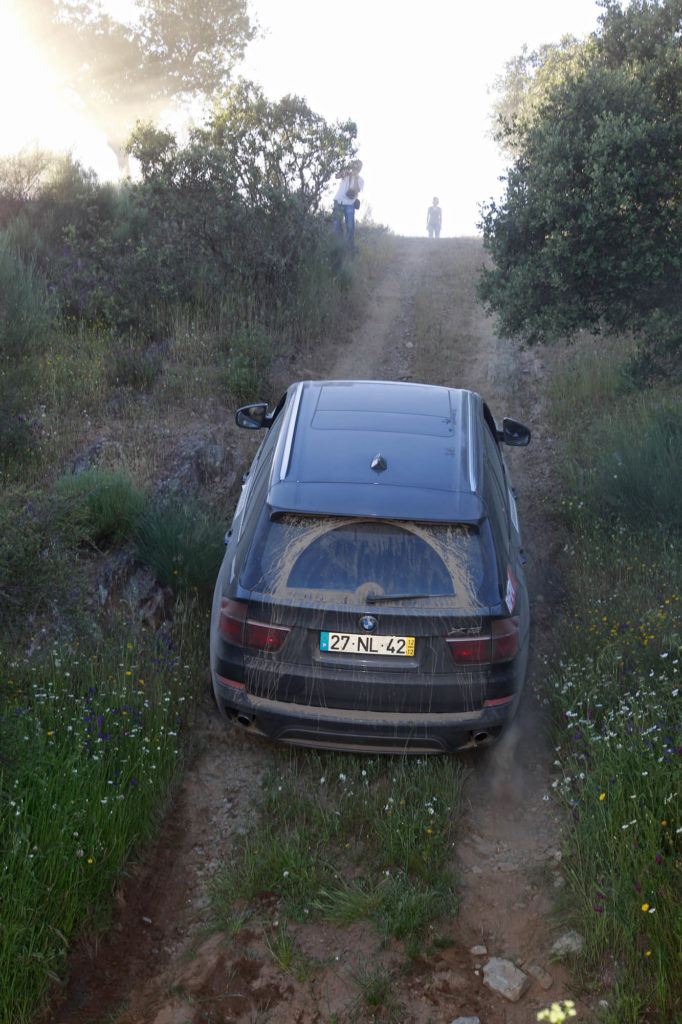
[320, 632, 415, 656]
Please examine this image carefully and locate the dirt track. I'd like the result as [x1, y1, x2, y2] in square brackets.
[50, 237, 588, 1024]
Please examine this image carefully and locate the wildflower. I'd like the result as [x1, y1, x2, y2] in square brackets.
[537, 1000, 577, 1022]
[599, 793, 606, 800]
[641, 903, 650, 911]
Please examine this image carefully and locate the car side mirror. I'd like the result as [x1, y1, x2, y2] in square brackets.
[500, 418, 531, 446]
[236, 403, 270, 429]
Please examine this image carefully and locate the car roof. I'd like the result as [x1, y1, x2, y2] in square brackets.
[265, 380, 489, 524]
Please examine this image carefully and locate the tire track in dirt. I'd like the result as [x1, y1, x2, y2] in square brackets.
[47, 237, 591, 1024]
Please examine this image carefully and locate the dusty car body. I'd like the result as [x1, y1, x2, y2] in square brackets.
[210, 379, 531, 753]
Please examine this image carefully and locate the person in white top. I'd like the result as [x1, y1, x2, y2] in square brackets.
[427, 197, 442, 238]
[333, 159, 364, 253]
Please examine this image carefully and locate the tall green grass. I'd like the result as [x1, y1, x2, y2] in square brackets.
[134, 498, 226, 601]
[0, 617, 203, 1023]
[546, 340, 681, 1023]
[0, 234, 54, 359]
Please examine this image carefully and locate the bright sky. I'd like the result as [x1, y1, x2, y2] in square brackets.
[0, 0, 605, 236]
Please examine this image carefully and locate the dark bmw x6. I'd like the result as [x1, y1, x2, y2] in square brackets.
[210, 379, 531, 753]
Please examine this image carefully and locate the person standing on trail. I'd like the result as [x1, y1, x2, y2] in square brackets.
[333, 159, 364, 253]
[426, 197, 442, 238]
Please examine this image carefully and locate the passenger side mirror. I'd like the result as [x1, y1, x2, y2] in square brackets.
[500, 418, 531, 446]
[236, 403, 270, 429]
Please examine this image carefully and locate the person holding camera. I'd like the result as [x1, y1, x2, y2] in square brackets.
[333, 159, 364, 253]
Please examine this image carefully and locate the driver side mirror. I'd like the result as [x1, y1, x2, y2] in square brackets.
[500, 418, 531, 446]
[236, 403, 270, 429]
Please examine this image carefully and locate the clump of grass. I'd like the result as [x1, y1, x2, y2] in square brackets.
[264, 924, 313, 982]
[210, 753, 465, 956]
[134, 497, 225, 601]
[106, 338, 163, 393]
[351, 963, 401, 1017]
[54, 467, 147, 548]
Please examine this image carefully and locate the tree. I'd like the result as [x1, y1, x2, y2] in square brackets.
[11, 0, 256, 169]
[128, 82, 358, 285]
[480, 0, 682, 368]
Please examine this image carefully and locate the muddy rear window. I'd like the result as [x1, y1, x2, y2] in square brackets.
[241, 512, 499, 608]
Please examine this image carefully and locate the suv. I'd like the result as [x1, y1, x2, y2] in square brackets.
[210, 379, 531, 753]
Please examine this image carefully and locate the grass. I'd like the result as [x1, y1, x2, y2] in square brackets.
[133, 497, 226, 600]
[0, 614, 204, 1022]
[210, 752, 466, 960]
[0, 226, 386, 1023]
[2, 227, 680, 1023]
[545, 337, 682, 1023]
[54, 467, 147, 548]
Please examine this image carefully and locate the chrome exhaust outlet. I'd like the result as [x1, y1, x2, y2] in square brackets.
[236, 713, 255, 728]
[473, 731, 488, 744]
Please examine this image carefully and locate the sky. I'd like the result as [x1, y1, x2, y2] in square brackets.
[0, 0, 606, 236]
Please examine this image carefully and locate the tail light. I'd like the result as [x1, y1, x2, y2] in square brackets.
[219, 598, 290, 652]
[445, 617, 520, 664]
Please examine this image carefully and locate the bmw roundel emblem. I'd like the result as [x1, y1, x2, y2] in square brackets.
[360, 615, 378, 632]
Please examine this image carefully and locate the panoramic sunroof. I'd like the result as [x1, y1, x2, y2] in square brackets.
[310, 382, 457, 437]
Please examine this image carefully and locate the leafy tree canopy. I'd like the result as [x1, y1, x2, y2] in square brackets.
[129, 80, 357, 213]
[11, 0, 256, 167]
[480, 0, 682, 370]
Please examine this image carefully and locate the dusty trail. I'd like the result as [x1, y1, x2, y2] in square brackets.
[49, 236, 586, 1024]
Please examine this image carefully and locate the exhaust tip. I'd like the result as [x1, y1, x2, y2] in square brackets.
[473, 730, 489, 744]
[236, 712, 255, 728]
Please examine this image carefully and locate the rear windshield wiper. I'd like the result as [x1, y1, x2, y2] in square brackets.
[365, 592, 451, 604]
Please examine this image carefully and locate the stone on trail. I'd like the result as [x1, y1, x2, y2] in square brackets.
[551, 930, 585, 955]
[482, 957, 530, 1002]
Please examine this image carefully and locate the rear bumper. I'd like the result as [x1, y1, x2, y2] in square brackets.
[211, 674, 519, 753]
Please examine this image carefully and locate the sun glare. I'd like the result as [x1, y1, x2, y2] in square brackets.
[0, 5, 116, 174]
